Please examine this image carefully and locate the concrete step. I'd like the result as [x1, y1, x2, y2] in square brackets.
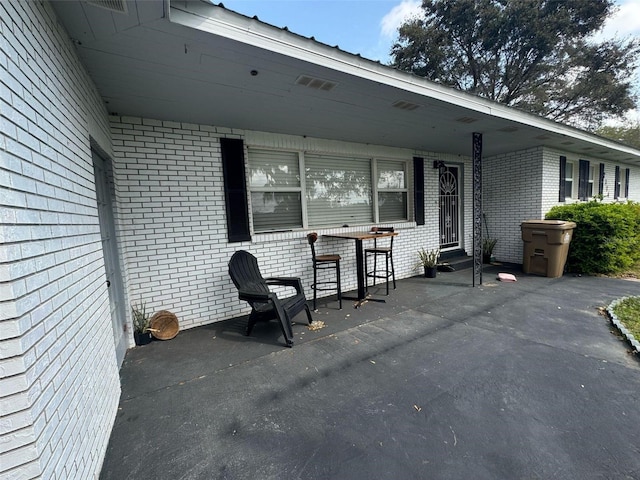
[439, 249, 473, 271]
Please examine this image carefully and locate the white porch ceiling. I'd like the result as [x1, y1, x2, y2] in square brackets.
[51, 0, 640, 165]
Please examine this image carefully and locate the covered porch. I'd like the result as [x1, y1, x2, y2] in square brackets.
[100, 265, 640, 479]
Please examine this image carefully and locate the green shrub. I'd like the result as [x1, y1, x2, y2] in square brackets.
[545, 201, 640, 274]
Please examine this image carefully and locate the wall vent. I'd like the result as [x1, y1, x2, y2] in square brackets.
[455, 116, 478, 124]
[392, 100, 421, 111]
[295, 75, 338, 91]
[86, 0, 128, 14]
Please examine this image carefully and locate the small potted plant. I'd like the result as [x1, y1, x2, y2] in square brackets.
[132, 303, 152, 346]
[417, 248, 440, 278]
[482, 238, 497, 264]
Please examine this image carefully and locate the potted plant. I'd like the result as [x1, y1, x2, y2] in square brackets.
[417, 248, 440, 278]
[482, 238, 497, 264]
[132, 303, 152, 346]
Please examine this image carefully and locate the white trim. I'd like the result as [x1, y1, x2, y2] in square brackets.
[169, 1, 640, 160]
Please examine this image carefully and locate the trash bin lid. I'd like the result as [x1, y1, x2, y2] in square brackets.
[521, 220, 576, 229]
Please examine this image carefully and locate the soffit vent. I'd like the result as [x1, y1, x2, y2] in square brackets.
[561, 141, 574, 145]
[455, 116, 478, 124]
[535, 134, 551, 140]
[86, 0, 128, 14]
[497, 126, 518, 133]
[295, 75, 338, 92]
[392, 100, 421, 111]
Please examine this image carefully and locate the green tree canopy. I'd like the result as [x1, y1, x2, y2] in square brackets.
[390, 0, 640, 129]
[596, 122, 640, 149]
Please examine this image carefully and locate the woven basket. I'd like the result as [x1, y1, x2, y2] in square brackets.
[149, 310, 179, 340]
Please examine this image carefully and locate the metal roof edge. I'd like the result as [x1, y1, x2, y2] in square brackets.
[168, 0, 640, 159]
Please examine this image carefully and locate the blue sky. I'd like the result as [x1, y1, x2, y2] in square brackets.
[220, 0, 640, 64]
[220, 0, 640, 122]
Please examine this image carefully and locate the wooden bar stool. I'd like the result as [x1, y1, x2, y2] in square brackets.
[307, 233, 342, 310]
[365, 227, 396, 295]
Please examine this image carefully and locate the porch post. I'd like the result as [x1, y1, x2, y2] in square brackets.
[472, 132, 483, 286]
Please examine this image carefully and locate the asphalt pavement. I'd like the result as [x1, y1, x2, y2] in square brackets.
[100, 264, 640, 480]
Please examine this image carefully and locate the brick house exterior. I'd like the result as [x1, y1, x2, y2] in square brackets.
[2, 1, 639, 478]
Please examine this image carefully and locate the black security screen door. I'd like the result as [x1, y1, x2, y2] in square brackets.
[439, 166, 460, 249]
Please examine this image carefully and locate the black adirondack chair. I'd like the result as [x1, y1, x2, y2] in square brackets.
[228, 250, 313, 347]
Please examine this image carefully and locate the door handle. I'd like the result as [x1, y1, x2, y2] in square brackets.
[106, 280, 111, 287]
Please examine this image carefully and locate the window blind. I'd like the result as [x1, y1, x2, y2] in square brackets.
[305, 154, 372, 226]
[251, 192, 302, 231]
[377, 159, 408, 221]
[248, 149, 300, 187]
[248, 149, 302, 232]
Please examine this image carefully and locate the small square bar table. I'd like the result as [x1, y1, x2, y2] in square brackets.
[323, 230, 398, 308]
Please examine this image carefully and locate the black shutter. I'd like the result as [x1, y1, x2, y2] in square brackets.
[625, 168, 630, 198]
[413, 157, 425, 226]
[578, 159, 589, 200]
[221, 138, 251, 242]
[598, 163, 605, 196]
[559, 156, 567, 202]
[614, 166, 620, 199]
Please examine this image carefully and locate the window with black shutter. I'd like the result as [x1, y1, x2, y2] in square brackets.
[598, 163, 605, 196]
[245, 148, 409, 232]
[614, 166, 621, 199]
[578, 159, 590, 200]
[221, 138, 251, 242]
[625, 168, 630, 198]
[413, 157, 425, 226]
[559, 156, 567, 202]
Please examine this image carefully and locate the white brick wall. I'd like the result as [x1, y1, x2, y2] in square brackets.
[111, 120, 457, 329]
[485, 146, 640, 264]
[1, 2, 120, 479]
[4, 2, 637, 477]
[484, 147, 545, 263]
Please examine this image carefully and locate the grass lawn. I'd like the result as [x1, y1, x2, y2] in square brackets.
[612, 296, 640, 341]
[607, 261, 640, 345]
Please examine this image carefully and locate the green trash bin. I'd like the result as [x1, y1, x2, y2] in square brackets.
[521, 220, 576, 278]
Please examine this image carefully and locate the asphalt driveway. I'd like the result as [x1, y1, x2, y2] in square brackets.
[100, 265, 640, 479]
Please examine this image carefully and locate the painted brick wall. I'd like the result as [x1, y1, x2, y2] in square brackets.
[1, 2, 120, 478]
[485, 146, 640, 265]
[483, 147, 545, 263]
[543, 148, 640, 206]
[111, 120, 460, 330]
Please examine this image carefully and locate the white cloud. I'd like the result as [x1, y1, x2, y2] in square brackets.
[380, 0, 423, 39]
[593, 0, 640, 41]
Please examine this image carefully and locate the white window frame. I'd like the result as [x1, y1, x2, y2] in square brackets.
[247, 148, 410, 232]
[247, 148, 304, 232]
[618, 167, 627, 199]
[374, 158, 409, 223]
[565, 160, 576, 199]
